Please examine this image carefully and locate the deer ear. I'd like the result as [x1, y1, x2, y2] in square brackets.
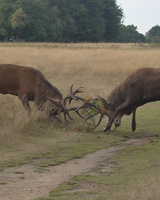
[48, 97, 60, 104]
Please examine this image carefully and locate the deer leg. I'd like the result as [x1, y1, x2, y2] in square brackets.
[132, 108, 136, 131]
[104, 111, 121, 131]
[18, 94, 31, 117]
[104, 99, 132, 132]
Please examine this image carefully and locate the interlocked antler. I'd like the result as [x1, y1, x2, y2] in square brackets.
[60, 106, 85, 123]
[62, 85, 111, 127]
[62, 85, 99, 123]
[84, 96, 110, 127]
[61, 85, 85, 122]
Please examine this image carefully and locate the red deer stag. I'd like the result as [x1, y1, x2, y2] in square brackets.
[87, 68, 160, 132]
[0, 64, 89, 121]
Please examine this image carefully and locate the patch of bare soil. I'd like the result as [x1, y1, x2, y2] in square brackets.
[0, 137, 150, 200]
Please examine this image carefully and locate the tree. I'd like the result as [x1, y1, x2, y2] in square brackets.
[0, 0, 15, 41]
[80, 0, 105, 42]
[146, 25, 160, 43]
[15, 0, 48, 41]
[0, 11, 7, 40]
[0, 0, 124, 42]
[11, 7, 27, 40]
[118, 25, 145, 43]
[47, 6, 63, 42]
[0, 28, 7, 40]
[103, 0, 123, 42]
[72, 4, 89, 41]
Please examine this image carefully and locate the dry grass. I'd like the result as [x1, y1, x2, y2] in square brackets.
[0, 43, 159, 143]
[0, 43, 160, 135]
[1, 43, 160, 95]
[115, 174, 160, 200]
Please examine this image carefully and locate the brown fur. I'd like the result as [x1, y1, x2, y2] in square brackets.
[104, 68, 160, 131]
[0, 64, 63, 117]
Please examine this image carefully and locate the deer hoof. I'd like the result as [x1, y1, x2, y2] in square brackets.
[132, 125, 136, 132]
[104, 126, 111, 132]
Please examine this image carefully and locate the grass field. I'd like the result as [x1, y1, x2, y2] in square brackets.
[1, 42, 160, 199]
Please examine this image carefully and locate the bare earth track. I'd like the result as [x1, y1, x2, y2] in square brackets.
[0, 137, 150, 200]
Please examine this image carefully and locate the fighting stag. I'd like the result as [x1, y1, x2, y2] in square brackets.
[87, 68, 160, 132]
[0, 64, 97, 123]
[0, 64, 63, 119]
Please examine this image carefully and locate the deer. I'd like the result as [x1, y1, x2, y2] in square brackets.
[84, 68, 160, 132]
[0, 64, 97, 123]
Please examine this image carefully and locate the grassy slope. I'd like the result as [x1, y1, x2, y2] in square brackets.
[36, 103, 160, 200]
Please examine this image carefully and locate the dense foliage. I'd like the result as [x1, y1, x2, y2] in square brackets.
[118, 25, 145, 43]
[0, 0, 123, 42]
[145, 25, 160, 43]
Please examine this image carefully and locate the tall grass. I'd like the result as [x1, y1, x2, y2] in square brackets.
[1, 43, 160, 94]
[0, 43, 160, 141]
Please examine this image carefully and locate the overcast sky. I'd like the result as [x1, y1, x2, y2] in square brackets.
[116, 0, 160, 34]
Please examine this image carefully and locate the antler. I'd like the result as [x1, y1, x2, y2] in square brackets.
[61, 85, 100, 123]
[61, 85, 111, 128]
[60, 106, 85, 123]
[84, 96, 110, 127]
[61, 85, 86, 123]
[62, 84, 84, 106]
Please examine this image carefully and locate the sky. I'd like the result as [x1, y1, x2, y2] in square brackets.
[116, 0, 160, 35]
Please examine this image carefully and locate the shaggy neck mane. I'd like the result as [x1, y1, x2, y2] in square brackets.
[35, 77, 62, 109]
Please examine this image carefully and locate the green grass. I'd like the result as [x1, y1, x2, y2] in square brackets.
[14, 171, 24, 174]
[0, 182, 7, 185]
[34, 102, 160, 200]
[36, 140, 160, 200]
[1, 101, 160, 200]
[0, 116, 123, 171]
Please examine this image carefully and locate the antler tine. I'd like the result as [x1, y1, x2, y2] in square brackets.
[84, 109, 105, 127]
[63, 112, 73, 124]
[73, 86, 84, 95]
[69, 107, 85, 119]
[85, 111, 100, 120]
[61, 107, 74, 124]
[61, 106, 86, 124]
[69, 85, 84, 104]
[81, 95, 110, 128]
[63, 85, 84, 106]
[95, 114, 104, 127]
[74, 100, 100, 113]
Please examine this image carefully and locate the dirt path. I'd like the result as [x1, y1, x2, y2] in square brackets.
[0, 137, 150, 200]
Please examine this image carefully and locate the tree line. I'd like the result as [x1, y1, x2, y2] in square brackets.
[0, 0, 159, 43]
[0, 0, 123, 42]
